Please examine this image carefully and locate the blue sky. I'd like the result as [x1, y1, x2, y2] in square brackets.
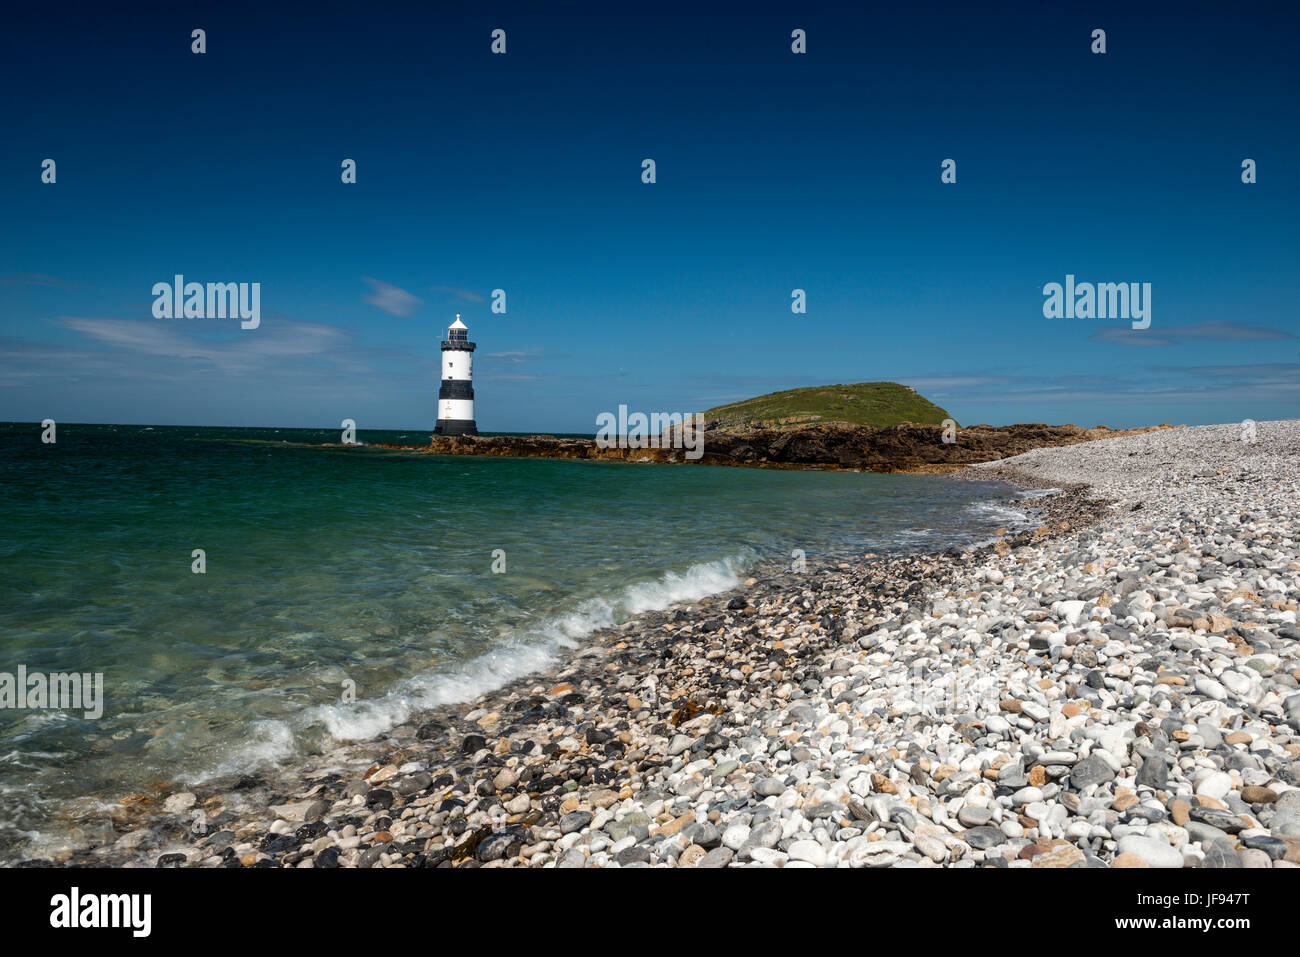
[2, 1, 1297, 432]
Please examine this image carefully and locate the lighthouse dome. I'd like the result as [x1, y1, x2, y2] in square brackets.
[445, 313, 470, 343]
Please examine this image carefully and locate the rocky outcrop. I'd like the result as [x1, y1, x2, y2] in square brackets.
[370, 422, 1177, 472]
[701, 422, 1175, 471]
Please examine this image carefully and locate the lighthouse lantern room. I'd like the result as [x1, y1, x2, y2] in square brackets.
[434, 314, 478, 435]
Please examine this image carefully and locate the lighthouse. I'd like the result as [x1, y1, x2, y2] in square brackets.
[433, 314, 478, 435]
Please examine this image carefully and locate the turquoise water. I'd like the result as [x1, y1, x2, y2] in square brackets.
[0, 422, 1031, 860]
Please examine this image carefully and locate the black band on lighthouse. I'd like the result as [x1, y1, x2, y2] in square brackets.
[433, 418, 478, 436]
[438, 380, 475, 400]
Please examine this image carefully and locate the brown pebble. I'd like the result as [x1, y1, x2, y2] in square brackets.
[678, 844, 707, 867]
[1031, 844, 1084, 868]
[1112, 790, 1140, 812]
[1241, 786, 1277, 804]
[654, 812, 695, 837]
[1171, 799, 1191, 826]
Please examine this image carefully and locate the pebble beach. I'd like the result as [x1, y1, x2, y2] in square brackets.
[30, 420, 1300, 869]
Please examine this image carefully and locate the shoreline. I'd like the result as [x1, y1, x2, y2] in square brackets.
[19, 421, 1300, 869]
[366, 421, 1178, 475]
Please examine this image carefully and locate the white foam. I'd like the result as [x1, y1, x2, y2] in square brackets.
[623, 554, 746, 614]
[0, 748, 72, 770]
[896, 528, 937, 539]
[1014, 487, 1061, 499]
[185, 553, 750, 783]
[965, 501, 1033, 527]
[190, 719, 297, 782]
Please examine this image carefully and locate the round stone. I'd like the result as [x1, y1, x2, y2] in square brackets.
[1195, 772, 1233, 801]
[1116, 835, 1184, 869]
[963, 826, 1003, 849]
[787, 840, 827, 867]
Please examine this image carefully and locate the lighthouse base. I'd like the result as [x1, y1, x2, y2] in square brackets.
[434, 418, 478, 436]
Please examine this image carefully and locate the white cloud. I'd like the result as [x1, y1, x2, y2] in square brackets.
[429, 285, 485, 303]
[58, 316, 349, 374]
[362, 278, 422, 317]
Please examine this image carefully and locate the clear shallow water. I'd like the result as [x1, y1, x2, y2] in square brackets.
[0, 422, 1032, 860]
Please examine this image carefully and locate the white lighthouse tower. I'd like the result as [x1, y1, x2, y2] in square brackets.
[434, 314, 478, 435]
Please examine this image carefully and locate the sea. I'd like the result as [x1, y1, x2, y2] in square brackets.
[0, 421, 1040, 861]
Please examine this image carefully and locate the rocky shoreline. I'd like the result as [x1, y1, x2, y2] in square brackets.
[376, 421, 1175, 473]
[22, 421, 1300, 868]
